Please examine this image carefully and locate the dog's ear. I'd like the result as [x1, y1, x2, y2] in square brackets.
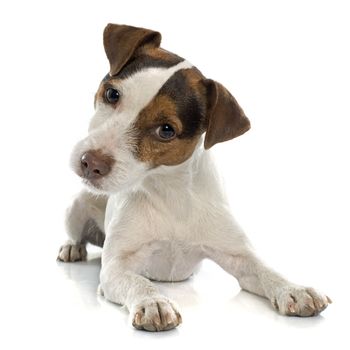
[103, 23, 162, 76]
[203, 79, 250, 149]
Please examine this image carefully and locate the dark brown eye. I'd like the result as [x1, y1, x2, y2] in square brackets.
[105, 88, 120, 104]
[155, 124, 176, 140]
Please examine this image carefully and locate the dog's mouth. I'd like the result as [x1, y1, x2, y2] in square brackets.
[82, 177, 103, 191]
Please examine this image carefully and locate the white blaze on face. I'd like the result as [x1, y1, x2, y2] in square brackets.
[90, 60, 193, 132]
[71, 60, 193, 194]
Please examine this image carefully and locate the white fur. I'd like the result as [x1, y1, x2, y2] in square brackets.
[59, 61, 331, 331]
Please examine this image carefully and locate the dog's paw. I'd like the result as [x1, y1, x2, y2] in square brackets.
[271, 285, 332, 317]
[57, 242, 87, 262]
[131, 297, 182, 332]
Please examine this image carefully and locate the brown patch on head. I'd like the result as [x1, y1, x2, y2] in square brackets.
[94, 79, 123, 109]
[144, 47, 183, 63]
[94, 92, 98, 109]
[130, 66, 250, 167]
[94, 83, 104, 107]
[183, 67, 206, 90]
[116, 46, 184, 80]
[133, 92, 203, 167]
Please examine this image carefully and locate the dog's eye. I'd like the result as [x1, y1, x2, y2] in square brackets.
[155, 124, 176, 140]
[105, 88, 120, 104]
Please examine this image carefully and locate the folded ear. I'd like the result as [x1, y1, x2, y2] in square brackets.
[203, 79, 251, 149]
[103, 23, 162, 76]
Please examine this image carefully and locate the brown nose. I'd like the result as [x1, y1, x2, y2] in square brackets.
[80, 150, 113, 179]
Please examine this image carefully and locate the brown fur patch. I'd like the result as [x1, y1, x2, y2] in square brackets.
[134, 95, 179, 135]
[134, 94, 202, 167]
[183, 67, 206, 91]
[95, 82, 107, 105]
[94, 92, 98, 109]
[144, 47, 183, 64]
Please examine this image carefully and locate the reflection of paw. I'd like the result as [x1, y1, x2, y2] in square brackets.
[132, 297, 182, 332]
[57, 242, 87, 262]
[272, 285, 332, 317]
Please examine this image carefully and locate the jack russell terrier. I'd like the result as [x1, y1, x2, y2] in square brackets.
[58, 23, 331, 331]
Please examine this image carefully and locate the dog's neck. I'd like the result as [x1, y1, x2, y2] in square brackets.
[135, 137, 227, 216]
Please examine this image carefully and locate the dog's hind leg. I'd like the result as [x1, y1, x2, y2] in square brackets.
[57, 189, 107, 262]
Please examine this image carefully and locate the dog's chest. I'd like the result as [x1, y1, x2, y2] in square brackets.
[104, 192, 205, 281]
[138, 239, 203, 282]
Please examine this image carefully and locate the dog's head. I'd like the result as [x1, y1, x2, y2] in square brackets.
[71, 24, 250, 194]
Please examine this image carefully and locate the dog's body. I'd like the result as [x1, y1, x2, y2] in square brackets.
[58, 24, 331, 331]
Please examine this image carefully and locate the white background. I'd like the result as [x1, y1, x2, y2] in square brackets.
[0, 0, 349, 349]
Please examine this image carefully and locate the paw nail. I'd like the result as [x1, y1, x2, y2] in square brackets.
[134, 312, 142, 324]
[166, 314, 174, 324]
[306, 301, 315, 310]
[316, 298, 326, 309]
[154, 316, 161, 326]
[288, 303, 296, 313]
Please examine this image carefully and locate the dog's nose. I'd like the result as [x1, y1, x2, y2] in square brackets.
[80, 151, 113, 179]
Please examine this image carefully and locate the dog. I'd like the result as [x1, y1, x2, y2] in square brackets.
[58, 23, 331, 331]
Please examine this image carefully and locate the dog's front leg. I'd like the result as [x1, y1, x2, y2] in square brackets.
[100, 252, 182, 331]
[57, 190, 107, 262]
[204, 229, 331, 316]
